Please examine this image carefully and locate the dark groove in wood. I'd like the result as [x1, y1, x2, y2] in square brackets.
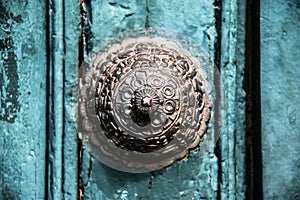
[61, 0, 66, 196]
[245, 0, 262, 199]
[78, 1, 91, 199]
[213, 0, 222, 199]
[45, 0, 50, 199]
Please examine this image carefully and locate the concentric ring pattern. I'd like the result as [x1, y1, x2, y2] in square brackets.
[81, 37, 212, 173]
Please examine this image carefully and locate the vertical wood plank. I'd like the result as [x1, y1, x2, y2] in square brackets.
[0, 1, 47, 199]
[235, 0, 247, 198]
[219, 0, 246, 199]
[47, 0, 65, 199]
[63, 0, 80, 198]
[261, 0, 300, 198]
[46, 0, 80, 199]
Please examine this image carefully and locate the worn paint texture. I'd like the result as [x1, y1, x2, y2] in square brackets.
[47, 0, 80, 199]
[81, 0, 246, 199]
[261, 0, 300, 199]
[1, 0, 299, 199]
[0, 1, 47, 199]
[0, 0, 80, 199]
[0, 0, 249, 199]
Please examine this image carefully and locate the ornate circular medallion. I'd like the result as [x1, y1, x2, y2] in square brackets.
[80, 37, 213, 173]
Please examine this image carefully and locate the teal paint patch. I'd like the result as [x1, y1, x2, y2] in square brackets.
[83, 151, 218, 199]
[261, 0, 300, 198]
[0, 2, 20, 123]
[146, 0, 216, 52]
[90, 0, 147, 48]
[62, 0, 80, 198]
[0, 0, 47, 199]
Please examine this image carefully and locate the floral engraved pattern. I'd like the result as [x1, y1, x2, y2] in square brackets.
[80, 37, 213, 172]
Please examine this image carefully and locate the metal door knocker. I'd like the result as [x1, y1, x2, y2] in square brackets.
[79, 37, 213, 173]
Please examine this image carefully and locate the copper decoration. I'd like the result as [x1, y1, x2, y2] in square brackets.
[80, 37, 212, 173]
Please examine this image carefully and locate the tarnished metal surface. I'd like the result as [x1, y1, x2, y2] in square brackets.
[80, 37, 212, 173]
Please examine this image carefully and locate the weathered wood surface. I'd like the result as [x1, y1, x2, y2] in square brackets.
[0, 1, 47, 199]
[46, 0, 80, 199]
[261, 0, 300, 198]
[219, 0, 247, 199]
[2, 0, 300, 199]
[0, 0, 248, 199]
[80, 0, 246, 199]
[0, 0, 80, 199]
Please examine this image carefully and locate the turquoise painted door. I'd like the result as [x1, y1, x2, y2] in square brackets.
[0, 0, 246, 199]
[1, 0, 298, 199]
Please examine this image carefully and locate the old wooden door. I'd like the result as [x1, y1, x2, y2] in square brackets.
[1, 0, 298, 199]
[77, 0, 246, 199]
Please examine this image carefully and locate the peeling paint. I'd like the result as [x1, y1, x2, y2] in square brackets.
[0, 2, 20, 123]
[0, 0, 48, 199]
